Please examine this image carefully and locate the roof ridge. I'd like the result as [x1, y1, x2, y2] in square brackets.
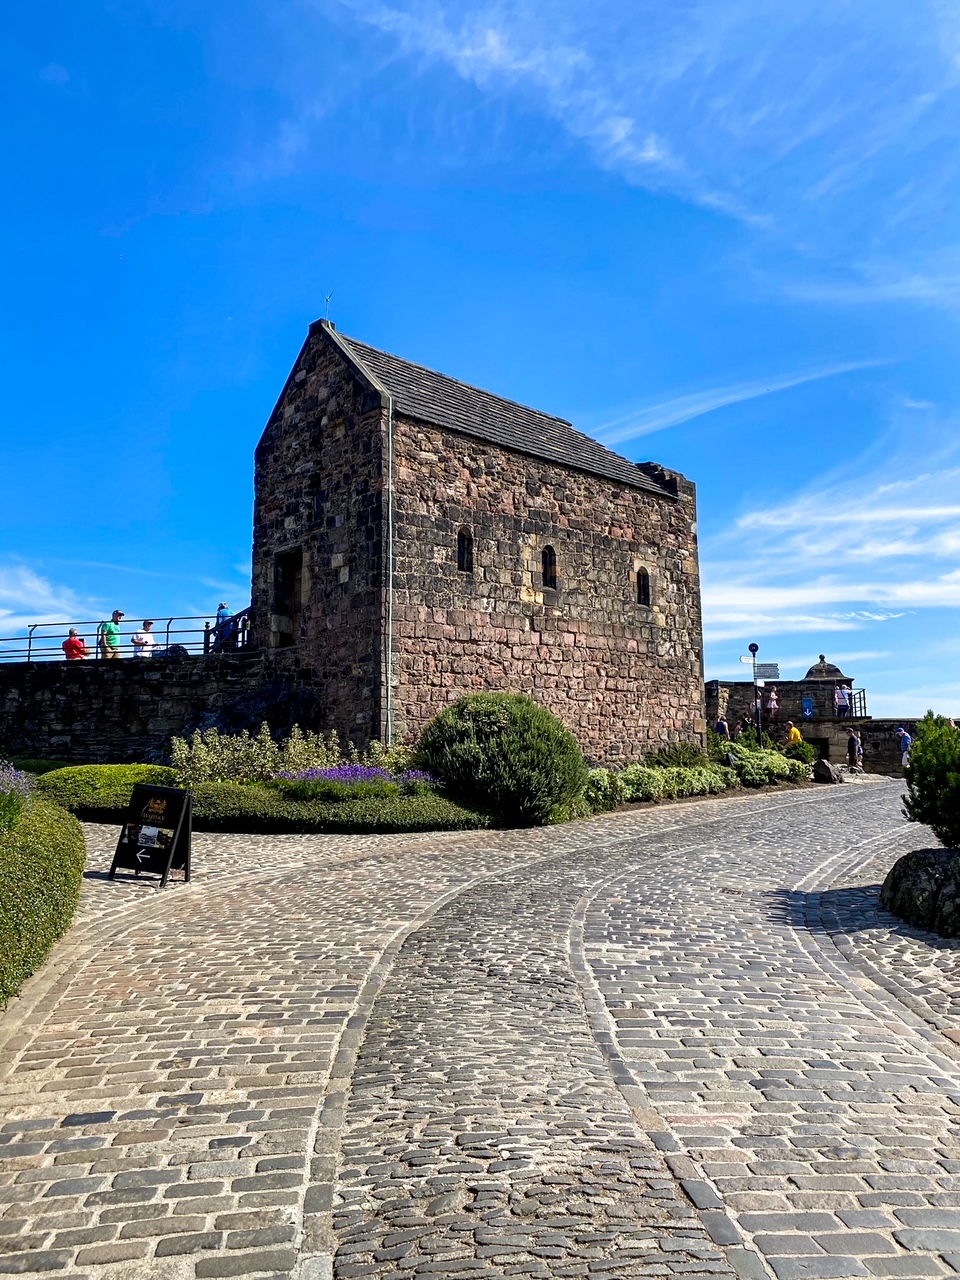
[311, 320, 676, 498]
[332, 326, 575, 427]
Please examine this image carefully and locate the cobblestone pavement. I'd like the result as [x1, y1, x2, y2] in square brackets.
[2, 783, 959, 1280]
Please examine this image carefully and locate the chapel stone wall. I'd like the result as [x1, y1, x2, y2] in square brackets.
[388, 415, 705, 763]
[251, 332, 386, 743]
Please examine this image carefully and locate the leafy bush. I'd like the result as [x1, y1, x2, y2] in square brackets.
[619, 762, 739, 804]
[171, 724, 417, 786]
[0, 762, 32, 832]
[783, 758, 810, 782]
[784, 739, 816, 765]
[416, 693, 588, 826]
[903, 712, 960, 848]
[10, 758, 74, 776]
[621, 764, 668, 802]
[644, 742, 709, 768]
[728, 727, 778, 752]
[721, 741, 801, 788]
[582, 768, 630, 813]
[171, 723, 344, 786]
[1, 795, 86, 1005]
[656, 765, 731, 798]
[36, 765, 177, 821]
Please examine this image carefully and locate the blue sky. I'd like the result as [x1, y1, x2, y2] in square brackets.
[2, 0, 959, 715]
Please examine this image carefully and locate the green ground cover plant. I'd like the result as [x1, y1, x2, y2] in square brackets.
[902, 712, 960, 848]
[416, 692, 588, 826]
[0, 793, 86, 1005]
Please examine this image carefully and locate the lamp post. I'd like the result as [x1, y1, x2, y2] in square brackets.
[749, 643, 762, 742]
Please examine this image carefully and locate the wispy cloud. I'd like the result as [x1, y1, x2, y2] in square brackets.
[700, 413, 960, 649]
[319, 0, 960, 277]
[0, 565, 101, 637]
[592, 360, 885, 445]
[38, 63, 70, 86]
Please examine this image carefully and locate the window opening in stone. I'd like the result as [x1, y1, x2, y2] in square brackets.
[457, 528, 474, 574]
[273, 547, 303, 649]
[542, 545, 558, 591]
[637, 566, 651, 607]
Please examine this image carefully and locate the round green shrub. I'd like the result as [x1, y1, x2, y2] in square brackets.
[36, 765, 177, 821]
[0, 796, 86, 1005]
[416, 693, 588, 826]
[903, 713, 960, 847]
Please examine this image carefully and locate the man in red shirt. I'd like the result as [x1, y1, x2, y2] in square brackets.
[62, 629, 90, 660]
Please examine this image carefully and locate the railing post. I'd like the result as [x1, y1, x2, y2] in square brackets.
[27, 624, 36, 662]
[204, 621, 211, 655]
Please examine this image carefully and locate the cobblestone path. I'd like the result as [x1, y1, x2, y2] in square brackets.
[2, 783, 959, 1280]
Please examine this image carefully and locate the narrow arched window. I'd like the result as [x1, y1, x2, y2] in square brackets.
[457, 528, 474, 574]
[637, 566, 651, 607]
[541, 545, 558, 591]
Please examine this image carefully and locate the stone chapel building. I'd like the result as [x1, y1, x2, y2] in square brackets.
[251, 320, 705, 762]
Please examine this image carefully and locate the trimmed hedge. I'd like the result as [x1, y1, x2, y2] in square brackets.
[0, 796, 86, 1006]
[189, 782, 487, 834]
[36, 765, 177, 822]
[10, 758, 74, 777]
[35, 766, 488, 834]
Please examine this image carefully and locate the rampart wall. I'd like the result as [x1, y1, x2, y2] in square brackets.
[0, 653, 320, 765]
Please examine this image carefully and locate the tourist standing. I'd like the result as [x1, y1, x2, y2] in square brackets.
[834, 683, 850, 717]
[765, 686, 779, 721]
[715, 716, 730, 740]
[846, 729, 862, 771]
[131, 620, 156, 658]
[213, 602, 234, 652]
[62, 629, 90, 660]
[100, 610, 124, 659]
[895, 726, 912, 769]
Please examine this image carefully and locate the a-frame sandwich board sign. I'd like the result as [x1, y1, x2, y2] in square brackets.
[108, 784, 192, 889]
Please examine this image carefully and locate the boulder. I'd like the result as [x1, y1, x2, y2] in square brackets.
[879, 847, 960, 937]
[813, 758, 844, 784]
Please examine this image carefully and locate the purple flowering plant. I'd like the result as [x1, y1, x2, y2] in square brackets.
[272, 763, 436, 803]
[0, 762, 32, 832]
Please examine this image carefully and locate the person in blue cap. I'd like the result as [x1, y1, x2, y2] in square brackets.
[895, 726, 912, 769]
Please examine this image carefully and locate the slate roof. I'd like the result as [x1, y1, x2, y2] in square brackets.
[321, 323, 673, 497]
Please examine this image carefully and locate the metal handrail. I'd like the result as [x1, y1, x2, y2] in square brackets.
[0, 609, 252, 663]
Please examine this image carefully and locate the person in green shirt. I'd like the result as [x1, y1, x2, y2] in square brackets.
[100, 610, 125, 659]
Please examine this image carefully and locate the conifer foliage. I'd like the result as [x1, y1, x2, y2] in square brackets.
[902, 712, 960, 848]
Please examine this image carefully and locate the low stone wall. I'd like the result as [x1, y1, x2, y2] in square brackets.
[0, 653, 323, 765]
[802, 718, 916, 775]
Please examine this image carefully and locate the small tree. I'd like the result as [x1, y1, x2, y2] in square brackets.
[902, 712, 960, 848]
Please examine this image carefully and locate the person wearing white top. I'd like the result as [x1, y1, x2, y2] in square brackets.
[131, 620, 156, 657]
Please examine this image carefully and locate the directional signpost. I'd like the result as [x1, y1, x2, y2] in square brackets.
[755, 663, 780, 680]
